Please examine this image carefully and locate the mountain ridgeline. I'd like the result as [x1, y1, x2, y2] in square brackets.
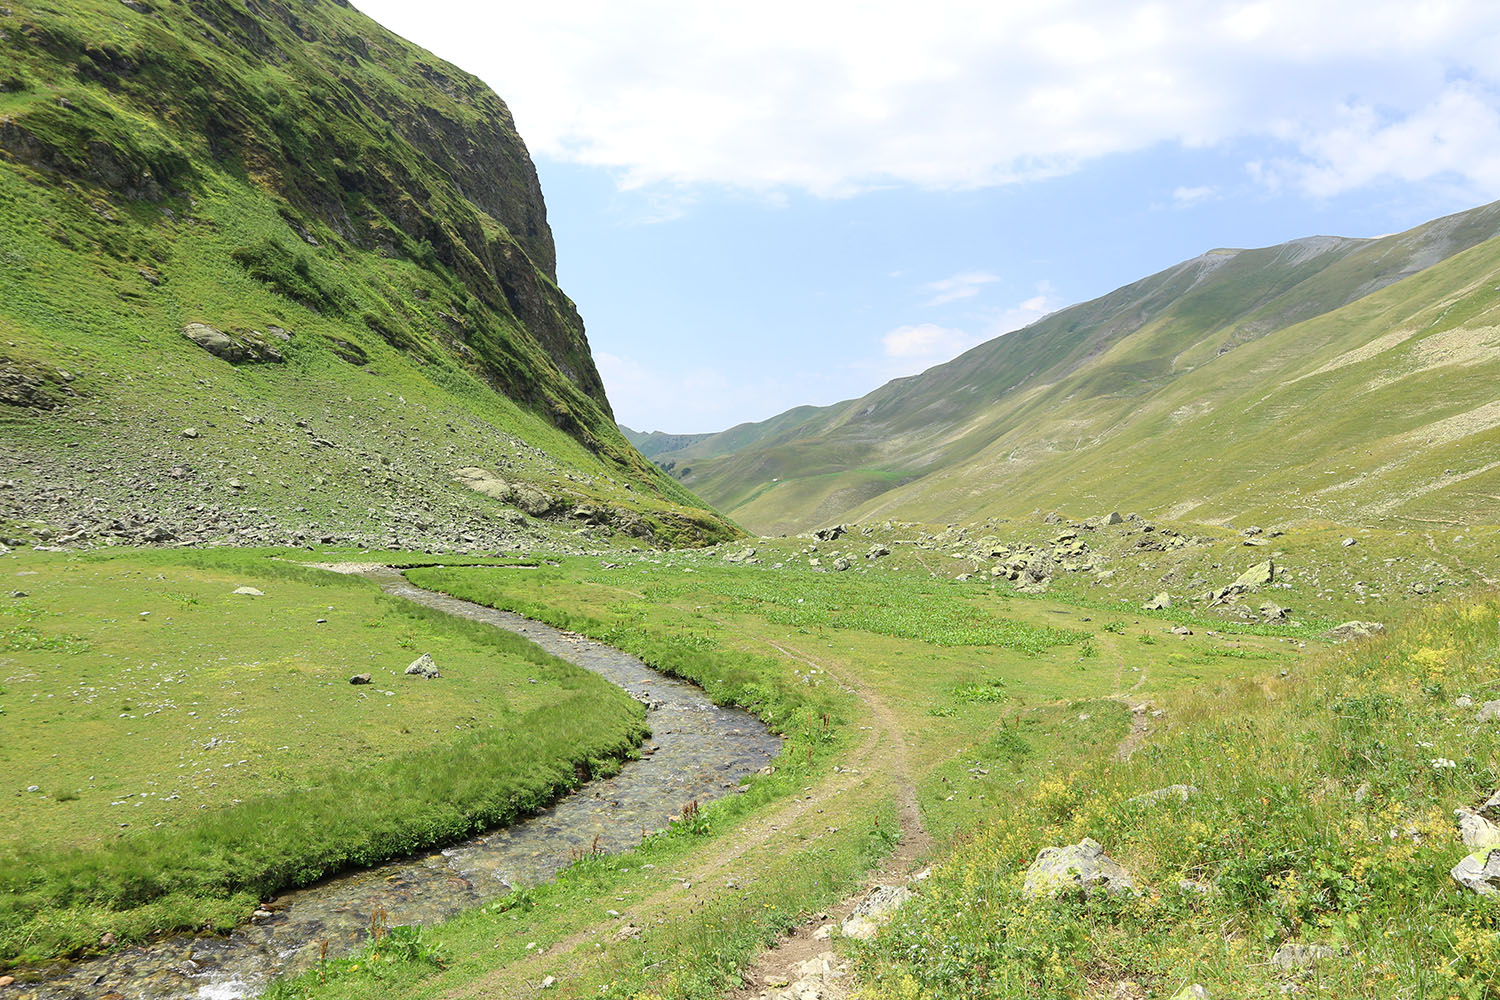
[653, 201, 1500, 535]
[0, 0, 734, 549]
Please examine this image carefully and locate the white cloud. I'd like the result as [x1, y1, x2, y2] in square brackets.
[983, 283, 1061, 335]
[923, 270, 1001, 306]
[355, 0, 1500, 201]
[1253, 82, 1500, 199]
[1172, 184, 1219, 207]
[876, 283, 1061, 378]
[882, 323, 977, 360]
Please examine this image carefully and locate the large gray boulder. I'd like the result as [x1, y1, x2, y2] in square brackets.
[181, 323, 284, 363]
[452, 467, 513, 502]
[1022, 838, 1135, 898]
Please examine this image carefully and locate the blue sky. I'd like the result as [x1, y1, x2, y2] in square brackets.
[355, 1, 1500, 433]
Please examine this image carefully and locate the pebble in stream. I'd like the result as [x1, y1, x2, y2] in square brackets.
[13, 568, 781, 1000]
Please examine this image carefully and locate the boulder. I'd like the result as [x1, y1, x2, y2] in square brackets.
[840, 884, 912, 940]
[232, 586, 264, 596]
[1170, 987, 1211, 1000]
[832, 556, 851, 572]
[1457, 807, 1500, 850]
[405, 653, 440, 679]
[1324, 621, 1386, 642]
[1103, 511, 1124, 525]
[1022, 838, 1135, 898]
[1259, 601, 1288, 622]
[181, 323, 284, 364]
[1478, 700, 1500, 723]
[1142, 592, 1171, 611]
[813, 524, 847, 542]
[451, 467, 513, 502]
[866, 543, 891, 560]
[1232, 559, 1275, 590]
[349, 673, 372, 685]
[1452, 849, 1500, 894]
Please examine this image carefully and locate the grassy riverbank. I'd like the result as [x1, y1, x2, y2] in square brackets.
[0, 549, 647, 965]
[262, 551, 1302, 999]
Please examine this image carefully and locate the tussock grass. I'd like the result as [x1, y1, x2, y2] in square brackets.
[861, 593, 1500, 998]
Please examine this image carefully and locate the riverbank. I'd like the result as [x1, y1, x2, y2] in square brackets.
[0, 550, 649, 968]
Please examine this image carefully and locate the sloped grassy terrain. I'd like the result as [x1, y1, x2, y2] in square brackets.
[860, 592, 1500, 999]
[0, 547, 647, 964]
[660, 203, 1500, 536]
[0, 0, 734, 549]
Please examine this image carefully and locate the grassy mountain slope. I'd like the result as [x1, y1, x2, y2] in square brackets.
[664, 202, 1500, 535]
[618, 425, 714, 460]
[0, 0, 734, 549]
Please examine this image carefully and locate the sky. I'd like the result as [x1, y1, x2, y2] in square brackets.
[353, 0, 1500, 434]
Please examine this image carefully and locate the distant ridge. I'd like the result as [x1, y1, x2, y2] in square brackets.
[656, 200, 1500, 535]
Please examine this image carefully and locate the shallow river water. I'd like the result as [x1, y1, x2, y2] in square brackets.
[14, 567, 781, 1000]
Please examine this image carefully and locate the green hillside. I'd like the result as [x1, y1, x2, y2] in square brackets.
[0, 0, 735, 549]
[663, 202, 1500, 535]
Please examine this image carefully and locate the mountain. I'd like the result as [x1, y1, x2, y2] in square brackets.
[659, 201, 1500, 535]
[618, 425, 713, 460]
[0, 0, 735, 549]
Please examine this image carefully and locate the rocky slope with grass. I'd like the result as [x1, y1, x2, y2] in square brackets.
[659, 201, 1500, 536]
[0, 0, 736, 551]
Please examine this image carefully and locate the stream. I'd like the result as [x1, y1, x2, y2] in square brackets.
[14, 567, 781, 1000]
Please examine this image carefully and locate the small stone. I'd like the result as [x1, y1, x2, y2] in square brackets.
[1341, 537, 1357, 547]
[405, 653, 440, 678]
[99, 931, 116, 947]
[181, 427, 199, 438]
[1171, 986, 1211, 1000]
[832, 556, 851, 572]
[1477, 700, 1500, 723]
[1127, 784, 1198, 806]
[840, 884, 912, 939]
[1271, 943, 1335, 970]
[232, 586, 263, 596]
[1455, 695, 1474, 709]
[349, 673, 372, 685]
[540, 976, 555, 989]
[1324, 620, 1385, 642]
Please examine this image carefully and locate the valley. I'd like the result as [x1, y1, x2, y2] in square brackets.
[1, 1, 1498, 998]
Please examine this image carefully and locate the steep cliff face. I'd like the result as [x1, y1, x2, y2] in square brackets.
[0, 0, 736, 548]
[0, 0, 609, 416]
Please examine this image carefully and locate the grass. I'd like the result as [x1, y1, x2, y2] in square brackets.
[256, 549, 1300, 999]
[0, 548, 647, 965]
[858, 592, 1500, 998]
